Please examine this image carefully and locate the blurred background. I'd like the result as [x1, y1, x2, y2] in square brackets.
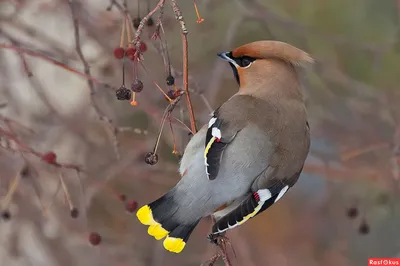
[1, 0, 400, 265]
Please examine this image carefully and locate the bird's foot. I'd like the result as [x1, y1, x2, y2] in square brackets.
[207, 232, 228, 245]
[204, 233, 234, 266]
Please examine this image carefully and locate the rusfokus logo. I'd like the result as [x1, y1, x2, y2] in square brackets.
[369, 258, 400, 265]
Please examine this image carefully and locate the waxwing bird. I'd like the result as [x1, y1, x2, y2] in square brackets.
[137, 40, 313, 253]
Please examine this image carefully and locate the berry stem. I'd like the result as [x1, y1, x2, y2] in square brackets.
[125, 17, 133, 48]
[122, 57, 126, 86]
[1, 174, 20, 210]
[152, 95, 183, 155]
[153, 106, 169, 154]
[59, 173, 75, 214]
[168, 117, 178, 154]
[159, 24, 172, 78]
[120, 17, 126, 48]
[139, 61, 172, 102]
[25, 174, 49, 216]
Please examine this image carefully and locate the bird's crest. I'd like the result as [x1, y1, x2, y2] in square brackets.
[231, 40, 314, 68]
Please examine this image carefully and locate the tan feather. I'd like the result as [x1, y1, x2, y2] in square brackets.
[232, 40, 314, 68]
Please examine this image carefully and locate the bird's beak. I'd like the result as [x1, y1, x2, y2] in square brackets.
[217, 52, 237, 66]
[217, 52, 234, 63]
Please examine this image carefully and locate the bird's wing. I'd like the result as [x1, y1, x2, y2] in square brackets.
[211, 119, 309, 235]
[211, 167, 304, 235]
[203, 97, 252, 180]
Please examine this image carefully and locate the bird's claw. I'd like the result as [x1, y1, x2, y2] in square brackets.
[207, 233, 220, 245]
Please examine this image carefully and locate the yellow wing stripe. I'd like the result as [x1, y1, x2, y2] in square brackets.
[204, 136, 216, 159]
[163, 236, 186, 253]
[237, 203, 263, 225]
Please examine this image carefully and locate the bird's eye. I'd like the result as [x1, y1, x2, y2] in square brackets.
[238, 56, 255, 68]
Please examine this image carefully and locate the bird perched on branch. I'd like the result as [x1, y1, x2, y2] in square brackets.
[137, 40, 313, 253]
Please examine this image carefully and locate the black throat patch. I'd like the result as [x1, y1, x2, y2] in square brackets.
[228, 62, 240, 85]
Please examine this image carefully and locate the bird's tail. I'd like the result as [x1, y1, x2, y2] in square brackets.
[136, 191, 200, 253]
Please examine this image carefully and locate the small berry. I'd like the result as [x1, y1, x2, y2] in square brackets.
[144, 152, 158, 165]
[165, 89, 183, 101]
[21, 165, 30, 178]
[1, 210, 11, 221]
[118, 194, 127, 202]
[43, 152, 57, 164]
[70, 208, 79, 218]
[346, 207, 358, 219]
[125, 47, 137, 60]
[358, 220, 370, 235]
[139, 42, 147, 53]
[131, 79, 144, 93]
[165, 90, 176, 101]
[166, 75, 175, 86]
[125, 200, 137, 213]
[113, 47, 125, 59]
[88, 232, 102, 246]
[146, 17, 154, 26]
[133, 17, 141, 29]
[116, 86, 132, 100]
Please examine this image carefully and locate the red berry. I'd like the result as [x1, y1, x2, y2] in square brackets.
[42, 152, 56, 164]
[125, 200, 137, 213]
[118, 194, 127, 202]
[70, 208, 79, 218]
[358, 220, 370, 235]
[346, 207, 358, 219]
[125, 47, 137, 60]
[88, 232, 102, 246]
[139, 42, 147, 53]
[113, 47, 125, 59]
[1, 210, 11, 221]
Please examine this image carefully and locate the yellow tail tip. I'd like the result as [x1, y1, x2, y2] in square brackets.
[148, 224, 169, 240]
[163, 237, 186, 253]
[136, 205, 156, 225]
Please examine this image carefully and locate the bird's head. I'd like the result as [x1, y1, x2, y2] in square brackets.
[217, 40, 314, 96]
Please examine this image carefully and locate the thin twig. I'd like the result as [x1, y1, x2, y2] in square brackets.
[0, 44, 113, 89]
[0, 126, 83, 171]
[67, 0, 120, 159]
[132, 0, 166, 45]
[170, 0, 197, 134]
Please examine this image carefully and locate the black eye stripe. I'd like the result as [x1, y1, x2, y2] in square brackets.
[228, 53, 256, 67]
